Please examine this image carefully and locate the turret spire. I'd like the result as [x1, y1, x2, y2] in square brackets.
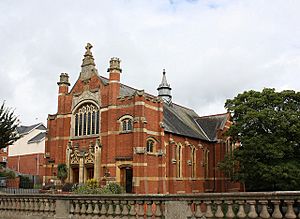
[80, 43, 98, 81]
[157, 69, 172, 103]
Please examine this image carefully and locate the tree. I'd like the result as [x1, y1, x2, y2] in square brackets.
[219, 88, 300, 191]
[57, 163, 68, 184]
[0, 102, 19, 149]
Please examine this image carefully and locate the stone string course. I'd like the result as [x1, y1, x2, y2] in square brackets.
[0, 191, 299, 219]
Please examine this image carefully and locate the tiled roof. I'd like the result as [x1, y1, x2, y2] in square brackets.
[99, 76, 138, 97]
[163, 103, 210, 141]
[27, 132, 46, 144]
[98, 75, 228, 142]
[16, 123, 46, 135]
[195, 113, 229, 141]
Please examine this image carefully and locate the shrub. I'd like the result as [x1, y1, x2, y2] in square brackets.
[19, 175, 33, 189]
[62, 183, 73, 192]
[101, 182, 123, 194]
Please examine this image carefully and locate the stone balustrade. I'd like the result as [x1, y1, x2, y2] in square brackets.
[0, 191, 299, 218]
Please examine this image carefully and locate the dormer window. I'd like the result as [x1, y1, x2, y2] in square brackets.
[74, 104, 99, 137]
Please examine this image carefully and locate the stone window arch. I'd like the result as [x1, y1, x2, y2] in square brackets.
[118, 115, 133, 132]
[74, 103, 99, 137]
[146, 137, 157, 153]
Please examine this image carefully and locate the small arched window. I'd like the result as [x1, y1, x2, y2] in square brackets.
[146, 139, 155, 153]
[74, 104, 99, 137]
[119, 115, 133, 132]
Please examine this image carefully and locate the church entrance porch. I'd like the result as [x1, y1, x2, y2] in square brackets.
[66, 140, 102, 184]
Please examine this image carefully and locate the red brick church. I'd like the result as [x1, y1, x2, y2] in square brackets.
[45, 43, 241, 194]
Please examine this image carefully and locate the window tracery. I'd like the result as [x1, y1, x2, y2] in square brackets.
[74, 104, 99, 137]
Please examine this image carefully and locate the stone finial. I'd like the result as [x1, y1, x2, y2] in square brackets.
[80, 43, 98, 81]
[81, 43, 96, 67]
[57, 73, 70, 86]
[107, 57, 122, 73]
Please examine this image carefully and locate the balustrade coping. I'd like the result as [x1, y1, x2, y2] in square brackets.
[0, 191, 299, 201]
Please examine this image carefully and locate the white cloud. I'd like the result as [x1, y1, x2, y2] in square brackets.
[0, 0, 300, 124]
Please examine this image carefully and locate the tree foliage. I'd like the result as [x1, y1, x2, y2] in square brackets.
[219, 88, 300, 191]
[57, 163, 68, 184]
[0, 102, 19, 149]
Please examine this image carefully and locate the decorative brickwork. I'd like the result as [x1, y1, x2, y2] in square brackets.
[45, 43, 242, 193]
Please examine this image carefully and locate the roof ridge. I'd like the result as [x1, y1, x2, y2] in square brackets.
[198, 112, 229, 118]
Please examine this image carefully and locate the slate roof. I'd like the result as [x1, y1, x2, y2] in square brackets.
[99, 76, 137, 97]
[27, 132, 46, 144]
[98, 75, 228, 142]
[195, 113, 229, 141]
[163, 103, 210, 141]
[16, 123, 46, 135]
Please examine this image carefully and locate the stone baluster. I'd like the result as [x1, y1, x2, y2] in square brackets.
[271, 200, 282, 219]
[137, 201, 145, 219]
[107, 200, 114, 218]
[121, 200, 129, 218]
[6, 198, 11, 216]
[99, 200, 107, 217]
[225, 201, 235, 219]
[194, 201, 203, 218]
[146, 200, 153, 218]
[129, 200, 136, 219]
[49, 199, 55, 216]
[34, 198, 40, 216]
[44, 199, 51, 216]
[284, 200, 296, 219]
[39, 198, 45, 214]
[86, 200, 93, 215]
[27, 198, 34, 215]
[247, 200, 258, 219]
[19, 198, 24, 214]
[70, 201, 75, 215]
[80, 200, 87, 215]
[259, 200, 270, 219]
[214, 201, 224, 218]
[93, 200, 100, 215]
[204, 201, 214, 218]
[74, 200, 81, 217]
[154, 201, 163, 219]
[236, 200, 246, 218]
[114, 200, 122, 218]
[186, 201, 194, 218]
[23, 198, 28, 215]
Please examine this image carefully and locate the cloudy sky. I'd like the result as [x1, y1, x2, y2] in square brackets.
[0, 0, 300, 125]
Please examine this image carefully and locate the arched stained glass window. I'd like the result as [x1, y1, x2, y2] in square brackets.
[74, 104, 99, 137]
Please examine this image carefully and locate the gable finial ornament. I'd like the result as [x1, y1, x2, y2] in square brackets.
[80, 43, 98, 81]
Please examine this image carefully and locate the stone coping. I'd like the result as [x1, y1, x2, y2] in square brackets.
[1, 191, 299, 201]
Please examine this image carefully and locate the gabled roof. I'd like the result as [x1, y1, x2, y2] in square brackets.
[163, 103, 210, 141]
[27, 132, 46, 144]
[99, 75, 229, 142]
[99, 76, 138, 97]
[16, 123, 46, 135]
[195, 113, 229, 141]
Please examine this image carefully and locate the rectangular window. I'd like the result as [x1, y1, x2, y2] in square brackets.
[177, 145, 182, 178]
[87, 112, 91, 135]
[96, 111, 99, 134]
[79, 114, 82, 136]
[83, 113, 87, 135]
[92, 112, 95, 134]
[75, 114, 78, 136]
